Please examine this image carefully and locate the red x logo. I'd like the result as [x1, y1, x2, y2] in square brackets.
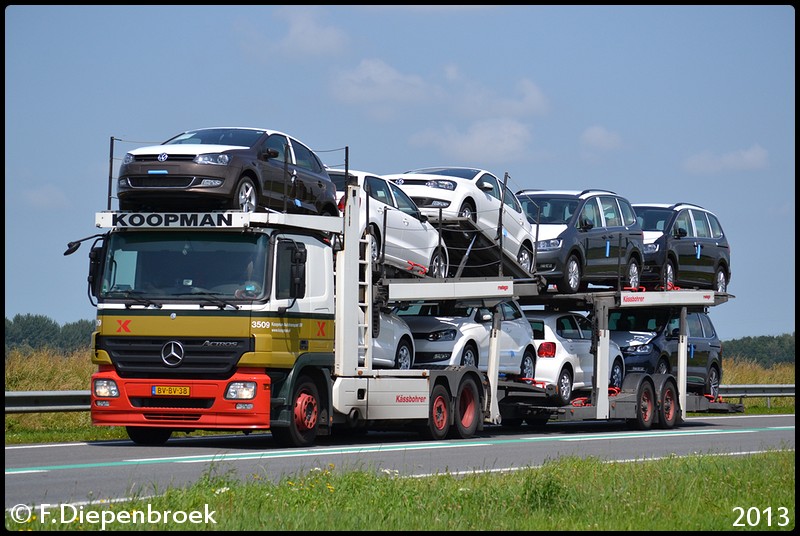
[316, 321, 326, 337]
[116, 319, 131, 333]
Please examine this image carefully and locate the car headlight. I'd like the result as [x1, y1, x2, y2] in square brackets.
[622, 344, 653, 355]
[643, 243, 659, 254]
[117, 178, 130, 188]
[424, 179, 456, 190]
[195, 153, 231, 165]
[536, 239, 562, 252]
[225, 381, 256, 400]
[427, 329, 457, 342]
[122, 153, 135, 165]
[93, 379, 119, 398]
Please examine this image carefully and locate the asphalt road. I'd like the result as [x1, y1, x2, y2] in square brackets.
[5, 414, 794, 513]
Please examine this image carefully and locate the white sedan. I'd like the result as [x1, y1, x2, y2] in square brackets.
[328, 169, 449, 278]
[525, 309, 625, 405]
[384, 167, 535, 274]
[395, 299, 536, 379]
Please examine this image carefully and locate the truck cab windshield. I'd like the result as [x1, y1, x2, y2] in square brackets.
[99, 231, 270, 302]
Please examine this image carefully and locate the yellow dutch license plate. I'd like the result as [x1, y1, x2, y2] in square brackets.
[152, 386, 191, 396]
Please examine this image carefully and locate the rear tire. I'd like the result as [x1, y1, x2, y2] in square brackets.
[450, 377, 479, 439]
[658, 378, 680, 429]
[556, 367, 573, 405]
[632, 380, 655, 430]
[425, 384, 451, 440]
[394, 338, 413, 370]
[704, 364, 721, 399]
[428, 247, 448, 279]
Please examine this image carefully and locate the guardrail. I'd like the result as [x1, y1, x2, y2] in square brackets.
[4, 385, 795, 414]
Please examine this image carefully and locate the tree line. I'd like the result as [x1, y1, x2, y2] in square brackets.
[4, 314, 796, 367]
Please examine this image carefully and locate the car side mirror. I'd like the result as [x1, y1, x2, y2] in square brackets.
[674, 227, 688, 238]
[480, 312, 493, 322]
[419, 214, 428, 223]
[478, 181, 494, 192]
[263, 148, 279, 159]
[579, 218, 594, 231]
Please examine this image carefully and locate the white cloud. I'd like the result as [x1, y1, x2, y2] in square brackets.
[274, 7, 348, 56]
[331, 58, 432, 106]
[409, 118, 532, 163]
[453, 78, 549, 119]
[580, 125, 623, 151]
[21, 185, 71, 209]
[683, 144, 769, 174]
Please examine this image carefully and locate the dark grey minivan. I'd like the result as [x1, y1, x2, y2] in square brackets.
[516, 189, 644, 294]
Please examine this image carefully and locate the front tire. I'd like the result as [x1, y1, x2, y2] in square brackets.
[394, 338, 413, 370]
[460, 343, 479, 368]
[428, 247, 448, 279]
[232, 177, 258, 212]
[272, 375, 320, 448]
[658, 378, 680, 429]
[517, 244, 533, 273]
[609, 359, 624, 389]
[557, 255, 581, 294]
[714, 268, 728, 293]
[663, 260, 676, 289]
[624, 258, 641, 290]
[704, 364, 721, 399]
[126, 426, 172, 446]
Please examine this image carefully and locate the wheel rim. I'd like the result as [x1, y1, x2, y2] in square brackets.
[518, 248, 532, 273]
[432, 394, 448, 431]
[293, 390, 318, 432]
[559, 370, 572, 402]
[430, 250, 446, 278]
[610, 362, 623, 388]
[662, 386, 676, 423]
[521, 355, 534, 382]
[238, 181, 257, 212]
[462, 347, 477, 367]
[640, 387, 653, 423]
[628, 261, 640, 288]
[708, 367, 720, 398]
[567, 258, 580, 292]
[458, 384, 477, 429]
[396, 344, 412, 370]
[716, 270, 727, 293]
[665, 262, 675, 288]
[459, 204, 474, 221]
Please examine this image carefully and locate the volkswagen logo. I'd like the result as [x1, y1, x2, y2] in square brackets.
[161, 341, 184, 367]
[157, 153, 169, 162]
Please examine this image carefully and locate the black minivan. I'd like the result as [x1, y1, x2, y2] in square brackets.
[608, 307, 723, 399]
[516, 189, 644, 294]
[633, 203, 731, 292]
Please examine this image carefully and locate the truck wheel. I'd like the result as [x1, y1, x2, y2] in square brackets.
[450, 377, 479, 439]
[633, 380, 655, 430]
[658, 378, 680, 429]
[425, 384, 451, 440]
[126, 426, 172, 446]
[272, 375, 320, 448]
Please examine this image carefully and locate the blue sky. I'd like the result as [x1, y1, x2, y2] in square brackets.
[4, 5, 795, 341]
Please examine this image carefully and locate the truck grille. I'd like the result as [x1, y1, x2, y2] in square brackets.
[98, 336, 252, 379]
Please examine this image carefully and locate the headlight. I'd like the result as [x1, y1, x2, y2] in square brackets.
[194, 153, 231, 165]
[536, 239, 562, 252]
[93, 379, 119, 398]
[428, 329, 457, 342]
[122, 153, 134, 165]
[643, 243, 659, 254]
[225, 381, 256, 400]
[117, 178, 130, 188]
[622, 344, 653, 355]
[424, 179, 456, 190]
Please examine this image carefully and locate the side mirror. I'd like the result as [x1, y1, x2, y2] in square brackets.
[579, 218, 595, 231]
[478, 181, 494, 192]
[674, 227, 688, 238]
[263, 148, 279, 159]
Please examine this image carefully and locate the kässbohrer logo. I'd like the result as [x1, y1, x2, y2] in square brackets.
[396, 395, 427, 403]
[622, 295, 646, 303]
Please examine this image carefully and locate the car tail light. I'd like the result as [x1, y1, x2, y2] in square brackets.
[537, 342, 556, 358]
[337, 195, 346, 212]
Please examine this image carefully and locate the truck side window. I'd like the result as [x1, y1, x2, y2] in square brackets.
[275, 240, 306, 299]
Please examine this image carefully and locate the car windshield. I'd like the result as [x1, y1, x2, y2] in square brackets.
[636, 207, 673, 232]
[519, 196, 580, 224]
[406, 168, 482, 180]
[163, 128, 265, 148]
[609, 308, 671, 332]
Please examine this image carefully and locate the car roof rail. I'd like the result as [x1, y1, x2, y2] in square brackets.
[516, 188, 543, 195]
[670, 202, 706, 210]
[580, 189, 617, 196]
